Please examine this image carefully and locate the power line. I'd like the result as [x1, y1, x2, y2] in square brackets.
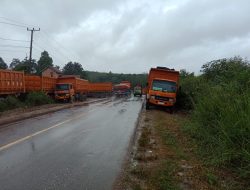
[0, 49, 27, 52]
[34, 35, 72, 62]
[41, 31, 78, 60]
[0, 45, 29, 48]
[0, 21, 27, 28]
[0, 37, 29, 42]
[0, 17, 80, 63]
[0, 16, 36, 28]
[33, 42, 71, 64]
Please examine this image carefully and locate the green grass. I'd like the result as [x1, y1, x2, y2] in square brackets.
[179, 57, 250, 185]
[153, 161, 180, 190]
[187, 85, 250, 179]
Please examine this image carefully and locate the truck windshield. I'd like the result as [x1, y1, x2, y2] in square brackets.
[56, 84, 69, 90]
[152, 80, 176, 93]
[134, 86, 142, 90]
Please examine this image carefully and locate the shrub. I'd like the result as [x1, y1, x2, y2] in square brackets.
[181, 57, 250, 181]
[25, 91, 53, 106]
[189, 84, 250, 178]
[0, 96, 23, 112]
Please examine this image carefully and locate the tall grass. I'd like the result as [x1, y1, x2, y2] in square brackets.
[181, 57, 250, 180]
[189, 85, 250, 178]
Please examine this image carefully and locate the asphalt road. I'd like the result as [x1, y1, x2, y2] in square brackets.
[0, 96, 143, 190]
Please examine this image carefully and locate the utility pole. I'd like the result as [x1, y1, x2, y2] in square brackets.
[27, 27, 40, 64]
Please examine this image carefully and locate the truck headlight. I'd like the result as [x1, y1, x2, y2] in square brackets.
[65, 94, 69, 96]
[169, 98, 174, 102]
[151, 95, 155, 99]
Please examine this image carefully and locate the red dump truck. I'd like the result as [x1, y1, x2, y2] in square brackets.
[113, 81, 131, 97]
[146, 67, 179, 112]
[55, 76, 89, 102]
[0, 70, 25, 96]
[88, 82, 113, 97]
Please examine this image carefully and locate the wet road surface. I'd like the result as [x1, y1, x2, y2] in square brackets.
[0, 96, 143, 190]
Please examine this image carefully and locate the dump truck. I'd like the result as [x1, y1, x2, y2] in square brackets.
[120, 81, 131, 89]
[133, 85, 142, 97]
[113, 81, 131, 97]
[55, 76, 89, 102]
[146, 67, 179, 112]
[25, 75, 56, 94]
[88, 82, 113, 97]
[0, 69, 25, 96]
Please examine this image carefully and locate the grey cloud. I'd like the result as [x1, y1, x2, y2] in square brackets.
[1, 0, 250, 73]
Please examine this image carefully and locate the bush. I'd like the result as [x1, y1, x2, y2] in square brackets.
[189, 84, 250, 178]
[25, 92, 53, 106]
[0, 96, 23, 112]
[181, 57, 250, 180]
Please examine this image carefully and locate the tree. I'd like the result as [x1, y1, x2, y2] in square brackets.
[180, 69, 194, 80]
[0, 57, 8, 69]
[63, 62, 86, 78]
[201, 56, 250, 84]
[9, 58, 21, 69]
[14, 57, 37, 74]
[37, 51, 53, 74]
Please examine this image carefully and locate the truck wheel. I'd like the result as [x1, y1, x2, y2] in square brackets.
[169, 106, 174, 114]
[146, 102, 150, 110]
[70, 96, 74, 103]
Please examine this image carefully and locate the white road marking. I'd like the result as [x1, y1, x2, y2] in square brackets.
[0, 113, 85, 152]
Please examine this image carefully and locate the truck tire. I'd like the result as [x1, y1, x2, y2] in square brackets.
[146, 102, 150, 110]
[70, 96, 74, 103]
[169, 106, 174, 114]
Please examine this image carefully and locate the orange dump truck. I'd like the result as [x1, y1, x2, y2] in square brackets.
[55, 76, 89, 102]
[25, 75, 56, 94]
[146, 67, 179, 112]
[0, 69, 25, 96]
[88, 82, 113, 97]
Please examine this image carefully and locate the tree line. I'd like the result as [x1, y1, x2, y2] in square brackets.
[0, 51, 148, 87]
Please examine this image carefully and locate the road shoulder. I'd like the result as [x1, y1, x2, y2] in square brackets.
[114, 109, 243, 190]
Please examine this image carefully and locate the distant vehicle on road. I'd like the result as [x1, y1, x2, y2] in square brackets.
[146, 67, 179, 113]
[113, 81, 131, 97]
[133, 85, 142, 97]
[55, 76, 89, 102]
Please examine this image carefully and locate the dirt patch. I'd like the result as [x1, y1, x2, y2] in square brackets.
[114, 109, 243, 190]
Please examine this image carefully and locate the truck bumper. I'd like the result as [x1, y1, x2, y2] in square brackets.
[55, 95, 70, 100]
[148, 99, 174, 107]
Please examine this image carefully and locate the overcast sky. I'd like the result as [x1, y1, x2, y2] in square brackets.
[0, 0, 250, 74]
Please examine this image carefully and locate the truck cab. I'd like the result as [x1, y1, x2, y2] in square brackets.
[55, 83, 75, 102]
[134, 85, 142, 97]
[146, 67, 179, 112]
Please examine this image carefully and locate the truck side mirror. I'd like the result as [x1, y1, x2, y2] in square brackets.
[146, 82, 148, 86]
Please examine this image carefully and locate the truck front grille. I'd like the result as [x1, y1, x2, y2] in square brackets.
[155, 96, 169, 101]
